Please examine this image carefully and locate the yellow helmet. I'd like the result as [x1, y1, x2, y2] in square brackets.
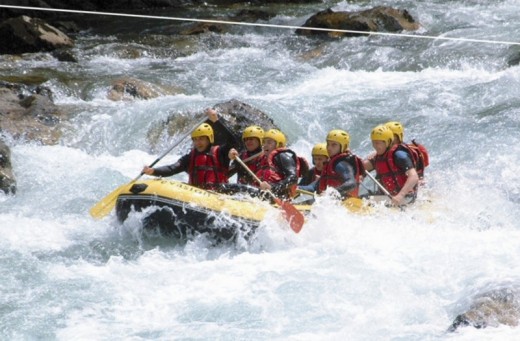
[326, 129, 350, 152]
[385, 121, 404, 142]
[242, 125, 264, 142]
[264, 129, 286, 148]
[191, 123, 214, 144]
[370, 124, 393, 147]
[311, 143, 328, 157]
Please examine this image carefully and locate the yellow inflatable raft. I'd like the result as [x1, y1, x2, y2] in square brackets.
[115, 178, 367, 241]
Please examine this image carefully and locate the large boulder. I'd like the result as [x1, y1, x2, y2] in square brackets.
[0, 139, 16, 194]
[0, 15, 74, 54]
[448, 286, 520, 332]
[296, 6, 420, 38]
[0, 81, 67, 145]
[146, 99, 278, 151]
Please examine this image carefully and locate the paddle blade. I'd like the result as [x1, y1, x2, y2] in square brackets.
[89, 184, 128, 219]
[275, 198, 305, 233]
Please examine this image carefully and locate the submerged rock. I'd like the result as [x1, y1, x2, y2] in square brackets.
[107, 77, 183, 101]
[448, 286, 520, 332]
[296, 6, 420, 38]
[0, 139, 16, 194]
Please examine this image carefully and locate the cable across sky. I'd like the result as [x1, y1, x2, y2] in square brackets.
[1, 4, 519, 46]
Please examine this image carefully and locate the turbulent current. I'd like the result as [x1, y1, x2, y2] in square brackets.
[1, 1, 520, 339]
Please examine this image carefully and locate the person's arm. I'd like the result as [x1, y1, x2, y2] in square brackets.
[362, 152, 376, 172]
[334, 161, 357, 197]
[298, 178, 318, 192]
[392, 150, 419, 205]
[270, 152, 298, 194]
[208, 110, 243, 151]
[143, 153, 190, 177]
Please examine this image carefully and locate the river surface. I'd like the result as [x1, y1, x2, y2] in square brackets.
[1, 0, 520, 339]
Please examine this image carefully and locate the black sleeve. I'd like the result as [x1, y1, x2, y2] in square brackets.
[210, 118, 243, 151]
[270, 152, 298, 195]
[334, 160, 357, 197]
[298, 166, 315, 186]
[152, 153, 190, 177]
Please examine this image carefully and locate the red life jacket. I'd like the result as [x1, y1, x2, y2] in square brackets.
[297, 156, 310, 179]
[237, 150, 263, 185]
[188, 145, 228, 190]
[407, 139, 429, 179]
[374, 144, 418, 196]
[318, 152, 364, 197]
[256, 148, 300, 184]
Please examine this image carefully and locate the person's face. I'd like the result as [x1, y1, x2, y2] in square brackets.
[313, 155, 328, 171]
[326, 140, 341, 157]
[244, 137, 261, 152]
[392, 134, 400, 145]
[263, 138, 277, 155]
[372, 140, 388, 155]
[193, 136, 210, 152]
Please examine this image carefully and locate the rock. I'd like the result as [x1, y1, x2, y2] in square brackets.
[0, 139, 16, 194]
[51, 48, 78, 62]
[507, 51, 520, 67]
[107, 77, 183, 101]
[448, 286, 520, 332]
[0, 81, 67, 145]
[146, 99, 278, 151]
[296, 6, 420, 38]
[0, 15, 74, 54]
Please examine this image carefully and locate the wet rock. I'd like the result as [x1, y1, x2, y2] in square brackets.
[0, 81, 67, 145]
[51, 48, 78, 62]
[0, 15, 74, 54]
[180, 22, 226, 35]
[0, 139, 16, 194]
[146, 99, 278, 151]
[507, 51, 520, 67]
[448, 286, 520, 332]
[296, 6, 420, 38]
[107, 77, 183, 101]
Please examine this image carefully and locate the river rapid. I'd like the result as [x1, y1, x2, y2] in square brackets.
[1, 0, 520, 339]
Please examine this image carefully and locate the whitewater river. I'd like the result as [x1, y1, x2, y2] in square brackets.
[1, 0, 520, 339]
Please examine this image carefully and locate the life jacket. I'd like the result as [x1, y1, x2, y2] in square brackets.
[374, 144, 418, 196]
[188, 145, 228, 190]
[407, 139, 429, 179]
[256, 148, 300, 184]
[297, 156, 310, 179]
[318, 152, 364, 197]
[237, 149, 263, 185]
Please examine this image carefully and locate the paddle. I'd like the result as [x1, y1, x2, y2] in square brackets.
[364, 170, 405, 210]
[89, 116, 207, 219]
[233, 156, 305, 233]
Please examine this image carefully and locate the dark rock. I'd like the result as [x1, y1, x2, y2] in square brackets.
[51, 48, 77, 62]
[146, 99, 278, 151]
[296, 6, 420, 38]
[0, 15, 74, 54]
[507, 51, 520, 67]
[0, 139, 16, 194]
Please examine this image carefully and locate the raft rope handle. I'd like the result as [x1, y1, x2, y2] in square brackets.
[1, 5, 519, 46]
